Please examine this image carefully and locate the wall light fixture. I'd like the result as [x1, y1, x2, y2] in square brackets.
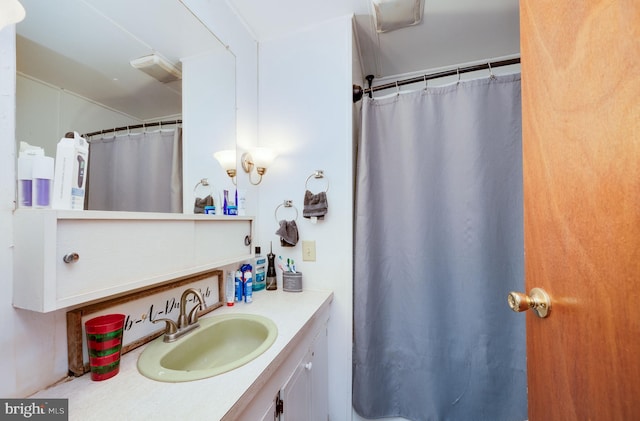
[213, 149, 237, 185]
[0, 0, 26, 31]
[241, 147, 276, 185]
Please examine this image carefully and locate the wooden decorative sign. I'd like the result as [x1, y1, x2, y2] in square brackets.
[67, 269, 224, 376]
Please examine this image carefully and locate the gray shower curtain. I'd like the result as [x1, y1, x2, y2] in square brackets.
[353, 74, 527, 421]
[86, 128, 182, 212]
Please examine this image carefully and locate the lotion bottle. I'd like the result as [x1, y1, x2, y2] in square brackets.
[225, 271, 235, 306]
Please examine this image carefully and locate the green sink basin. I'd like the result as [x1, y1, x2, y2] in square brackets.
[137, 313, 277, 382]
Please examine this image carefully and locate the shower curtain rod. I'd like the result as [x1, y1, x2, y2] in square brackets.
[352, 57, 520, 102]
[83, 119, 182, 138]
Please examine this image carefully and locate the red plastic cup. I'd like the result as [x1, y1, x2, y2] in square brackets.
[85, 314, 125, 381]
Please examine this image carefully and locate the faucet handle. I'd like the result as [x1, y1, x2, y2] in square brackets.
[152, 318, 178, 334]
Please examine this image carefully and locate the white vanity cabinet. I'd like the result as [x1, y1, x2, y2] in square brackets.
[13, 210, 253, 312]
[235, 317, 329, 421]
[279, 326, 329, 421]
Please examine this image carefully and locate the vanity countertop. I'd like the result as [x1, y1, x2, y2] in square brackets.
[30, 288, 333, 420]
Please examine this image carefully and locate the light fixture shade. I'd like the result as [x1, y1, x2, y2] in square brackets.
[213, 149, 236, 171]
[251, 147, 276, 169]
[0, 0, 26, 30]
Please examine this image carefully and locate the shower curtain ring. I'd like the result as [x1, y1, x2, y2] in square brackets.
[423, 75, 428, 91]
[456, 68, 461, 85]
[395, 81, 400, 96]
[488, 62, 495, 79]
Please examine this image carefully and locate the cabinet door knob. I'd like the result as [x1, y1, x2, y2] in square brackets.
[304, 362, 313, 371]
[63, 253, 80, 263]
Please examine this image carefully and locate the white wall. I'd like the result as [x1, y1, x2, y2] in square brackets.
[256, 16, 354, 420]
[0, 24, 18, 399]
[16, 75, 143, 157]
[1, 24, 70, 399]
[181, 0, 259, 216]
[181, 49, 237, 213]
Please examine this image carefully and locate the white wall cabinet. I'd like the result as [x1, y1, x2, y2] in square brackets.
[13, 210, 253, 312]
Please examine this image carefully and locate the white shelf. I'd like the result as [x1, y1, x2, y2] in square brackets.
[13, 209, 253, 312]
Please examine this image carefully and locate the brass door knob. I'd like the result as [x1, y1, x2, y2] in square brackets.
[507, 288, 551, 318]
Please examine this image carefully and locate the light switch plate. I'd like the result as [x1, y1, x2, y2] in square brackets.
[302, 240, 316, 262]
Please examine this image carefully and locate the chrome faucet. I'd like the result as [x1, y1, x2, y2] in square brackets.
[152, 288, 207, 342]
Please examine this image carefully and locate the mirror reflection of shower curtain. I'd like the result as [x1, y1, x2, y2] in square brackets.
[353, 74, 527, 420]
[86, 128, 183, 212]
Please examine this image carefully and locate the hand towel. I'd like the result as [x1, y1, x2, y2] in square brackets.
[275, 219, 299, 247]
[194, 195, 213, 214]
[303, 190, 328, 220]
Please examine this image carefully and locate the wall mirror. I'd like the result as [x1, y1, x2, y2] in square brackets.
[15, 0, 236, 214]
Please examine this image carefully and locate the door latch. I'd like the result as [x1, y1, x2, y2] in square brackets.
[275, 391, 284, 418]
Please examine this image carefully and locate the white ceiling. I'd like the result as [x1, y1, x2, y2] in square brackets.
[226, 0, 520, 81]
[16, 0, 225, 121]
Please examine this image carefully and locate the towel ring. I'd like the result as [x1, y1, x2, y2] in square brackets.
[193, 178, 212, 199]
[193, 178, 210, 192]
[275, 200, 298, 223]
[305, 170, 329, 193]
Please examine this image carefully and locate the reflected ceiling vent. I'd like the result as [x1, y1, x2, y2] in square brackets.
[372, 0, 425, 33]
[130, 54, 182, 83]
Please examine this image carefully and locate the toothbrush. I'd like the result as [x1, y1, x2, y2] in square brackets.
[278, 256, 287, 272]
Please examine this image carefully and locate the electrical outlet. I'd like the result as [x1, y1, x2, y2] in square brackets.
[302, 240, 316, 262]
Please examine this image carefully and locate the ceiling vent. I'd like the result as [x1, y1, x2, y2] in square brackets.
[130, 54, 182, 83]
[372, 0, 425, 33]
